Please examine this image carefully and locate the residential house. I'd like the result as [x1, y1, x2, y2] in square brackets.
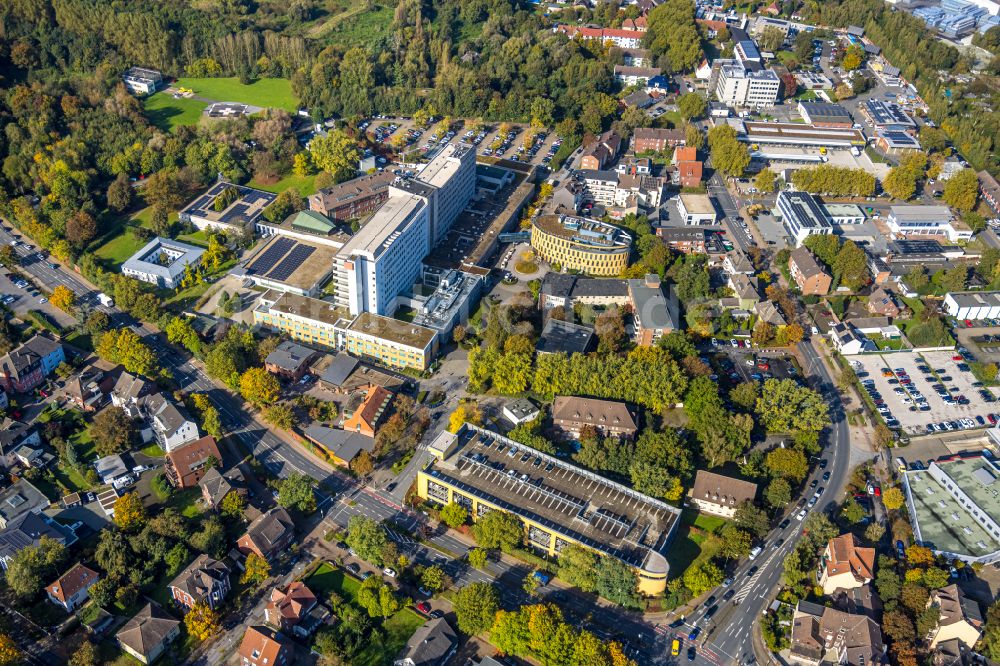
[868, 288, 901, 318]
[632, 127, 686, 153]
[657, 228, 708, 254]
[819, 534, 876, 595]
[0, 479, 49, 529]
[0, 512, 77, 570]
[724, 250, 755, 275]
[110, 372, 154, 418]
[115, 603, 181, 665]
[790, 601, 883, 666]
[933, 638, 973, 666]
[614, 65, 662, 86]
[199, 466, 248, 511]
[265, 581, 329, 638]
[579, 131, 622, 171]
[46, 563, 100, 612]
[673, 146, 703, 187]
[829, 323, 870, 355]
[0, 335, 65, 393]
[141, 393, 200, 453]
[755, 301, 787, 327]
[621, 16, 648, 31]
[728, 273, 760, 310]
[689, 470, 757, 519]
[94, 454, 129, 485]
[14, 443, 54, 470]
[503, 399, 540, 426]
[628, 275, 679, 346]
[264, 341, 319, 382]
[979, 170, 1000, 216]
[831, 584, 882, 620]
[239, 626, 291, 666]
[65, 362, 115, 412]
[551, 396, 638, 440]
[926, 585, 983, 649]
[169, 554, 231, 611]
[237, 508, 295, 561]
[788, 247, 832, 296]
[0, 419, 41, 468]
[393, 618, 458, 666]
[164, 436, 222, 489]
[342, 385, 394, 438]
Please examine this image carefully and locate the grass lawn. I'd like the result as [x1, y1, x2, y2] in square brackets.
[52, 462, 92, 493]
[174, 77, 297, 112]
[666, 509, 725, 576]
[311, 5, 394, 48]
[141, 443, 165, 458]
[795, 89, 819, 101]
[64, 329, 93, 352]
[250, 172, 319, 196]
[305, 561, 362, 600]
[175, 230, 212, 247]
[355, 609, 425, 666]
[658, 110, 682, 129]
[165, 487, 205, 518]
[143, 92, 207, 132]
[162, 257, 238, 308]
[93, 207, 160, 268]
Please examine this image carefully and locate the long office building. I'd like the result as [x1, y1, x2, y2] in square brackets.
[253, 290, 438, 371]
[332, 144, 475, 318]
[776, 191, 834, 246]
[416, 143, 477, 245]
[418, 424, 682, 595]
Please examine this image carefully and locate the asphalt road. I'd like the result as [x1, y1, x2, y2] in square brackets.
[672, 338, 852, 666]
[706, 169, 754, 252]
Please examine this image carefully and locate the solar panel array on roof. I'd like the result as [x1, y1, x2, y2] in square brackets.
[220, 203, 250, 224]
[249, 237, 295, 275]
[267, 245, 316, 281]
[881, 130, 919, 147]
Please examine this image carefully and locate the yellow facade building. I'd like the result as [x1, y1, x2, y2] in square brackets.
[417, 424, 680, 596]
[253, 290, 437, 371]
[530, 214, 632, 276]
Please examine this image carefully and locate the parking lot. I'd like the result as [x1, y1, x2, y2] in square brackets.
[360, 116, 559, 169]
[704, 341, 802, 390]
[849, 351, 999, 435]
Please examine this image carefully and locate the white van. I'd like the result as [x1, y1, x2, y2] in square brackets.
[748, 546, 763, 560]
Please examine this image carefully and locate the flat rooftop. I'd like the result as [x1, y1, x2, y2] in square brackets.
[425, 427, 680, 570]
[259, 291, 350, 327]
[823, 203, 866, 219]
[738, 121, 867, 146]
[906, 456, 1000, 558]
[863, 100, 916, 127]
[245, 236, 338, 291]
[337, 192, 427, 260]
[346, 312, 436, 349]
[180, 181, 276, 228]
[417, 143, 473, 189]
[779, 191, 833, 230]
[680, 193, 714, 214]
[534, 215, 631, 250]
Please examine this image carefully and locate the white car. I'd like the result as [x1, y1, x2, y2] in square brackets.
[796, 509, 807, 521]
[383, 568, 397, 578]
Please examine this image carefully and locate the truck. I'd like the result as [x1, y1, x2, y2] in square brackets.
[97, 292, 114, 308]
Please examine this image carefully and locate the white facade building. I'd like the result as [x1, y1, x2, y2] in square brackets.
[886, 205, 972, 242]
[776, 191, 834, 246]
[714, 60, 781, 109]
[415, 143, 476, 245]
[944, 291, 1000, 320]
[121, 238, 204, 289]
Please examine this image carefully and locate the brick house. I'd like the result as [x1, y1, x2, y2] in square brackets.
[0, 335, 65, 393]
[788, 247, 832, 296]
[579, 131, 622, 170]
[237, 508, 295, 561]
[168, 554, 230, 611]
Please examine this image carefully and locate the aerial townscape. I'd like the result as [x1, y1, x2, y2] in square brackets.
[1, 0, 1000, 665]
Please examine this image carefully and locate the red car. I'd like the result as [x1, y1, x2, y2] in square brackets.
[991, 414, 999, 425]
[415, 602, 431, 615]
[965, 320, 973, 328]
[953, 355, 965, 361]
[874, 486, 881, 497]
[758, 362, 770, 370]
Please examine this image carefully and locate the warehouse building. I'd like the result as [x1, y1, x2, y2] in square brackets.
[944, 291, 1000, 320]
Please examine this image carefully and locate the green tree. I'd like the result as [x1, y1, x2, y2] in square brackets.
[421, 565, 448, 592]
[883, 165, 918, 200]
[239, 367, 280, 407]
[754, 168, 777, 194]
[309, 130, 361, 183]
[96, 328, 157, 376]
[346, 516, 387, 566]
[758, 26, 786, 51]
[277, 473, 316, 513]
[718, 525, 753, 559]
[557, 544, 599, 593]
[764, 478, 792, 509]
[756, 379, 830, 433]
[468, 548, 488, 569]
[677, 93, 707, 120]
[91, 406, 137, 457]
[4, 536, 66, 598]
[841, 498, 867, 524]
[942, 168, 979, 212]
[595, 557, 641, 608]
[439, 502, 468, 529]
[452, 582, 500, 635]
[472, 510, 523, 552]
[241, 552, 270, 584]
[683, 561, 723, 596]
[734, 502, 770, 538]
[765, 447, 809, 483]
